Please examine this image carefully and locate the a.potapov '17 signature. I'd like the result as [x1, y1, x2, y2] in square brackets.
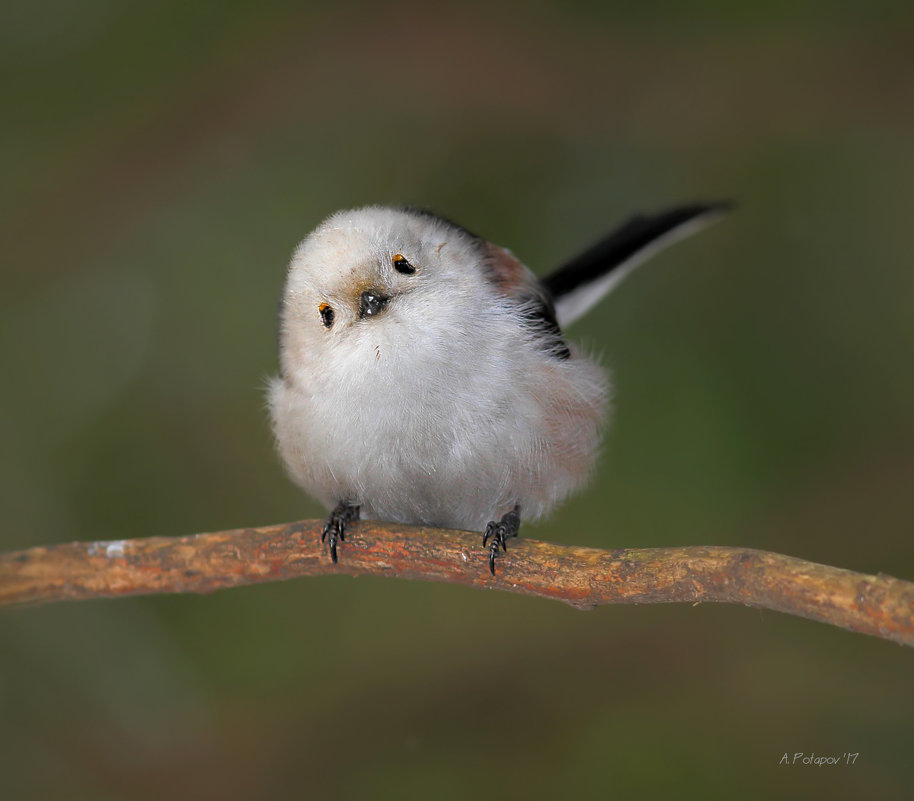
[779, 753, 859, 766]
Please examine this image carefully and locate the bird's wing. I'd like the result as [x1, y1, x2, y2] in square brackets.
[482, 241, 572, 360]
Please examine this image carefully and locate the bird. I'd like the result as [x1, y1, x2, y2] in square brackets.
[269, 202, 730, 574]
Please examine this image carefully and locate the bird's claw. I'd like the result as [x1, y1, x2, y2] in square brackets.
[321, 502, 360, 564]
[482, 505, 520, 575]
[321, 520, 344, 563]
[483, 521, 509, 575]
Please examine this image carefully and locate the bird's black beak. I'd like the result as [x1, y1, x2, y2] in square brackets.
[359, 290, 389, 318]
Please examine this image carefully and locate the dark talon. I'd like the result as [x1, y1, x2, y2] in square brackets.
[322, 501, 360, 564]
[483, 520, 497, 548]
[482, 505, 521, 575]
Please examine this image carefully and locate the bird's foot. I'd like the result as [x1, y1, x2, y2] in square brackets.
[321, 501, 360, 563]
[482, 505, 521, 575]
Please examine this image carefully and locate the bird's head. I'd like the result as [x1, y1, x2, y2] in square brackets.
[277, 206, 493, 383]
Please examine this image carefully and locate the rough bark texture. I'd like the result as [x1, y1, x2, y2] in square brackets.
[1, 520, 912, 646]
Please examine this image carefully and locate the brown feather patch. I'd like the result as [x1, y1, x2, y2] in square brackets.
[482, 242, 528, 295]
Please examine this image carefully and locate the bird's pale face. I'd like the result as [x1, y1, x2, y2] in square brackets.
[278, 207, 487, 383]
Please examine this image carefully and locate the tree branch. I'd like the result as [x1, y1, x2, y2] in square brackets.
[1, 520, 912, 646]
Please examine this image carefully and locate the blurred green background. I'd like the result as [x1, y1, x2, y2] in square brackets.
[2, 1, 913, 799]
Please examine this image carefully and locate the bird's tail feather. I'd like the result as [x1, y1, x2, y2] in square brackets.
[546, 202, 733, 329]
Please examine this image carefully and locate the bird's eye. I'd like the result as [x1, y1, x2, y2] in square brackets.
[319, 303, 335, 328]
[393, 254, 415, 275]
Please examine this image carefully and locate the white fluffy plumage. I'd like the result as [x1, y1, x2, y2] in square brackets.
[269, 206, 606, 531]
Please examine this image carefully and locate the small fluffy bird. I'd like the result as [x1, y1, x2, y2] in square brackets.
[269, 203, 728, 573]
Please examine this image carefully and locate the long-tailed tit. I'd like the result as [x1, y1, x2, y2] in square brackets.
[269, 203, 729, 573]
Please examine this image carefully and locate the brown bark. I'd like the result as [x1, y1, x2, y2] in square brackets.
[1, 520, 912, 646]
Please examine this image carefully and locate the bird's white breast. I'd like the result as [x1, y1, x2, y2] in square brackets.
[270, 292, 608, 531]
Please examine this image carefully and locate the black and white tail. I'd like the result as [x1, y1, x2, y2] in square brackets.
[545, 202, 733, 329]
